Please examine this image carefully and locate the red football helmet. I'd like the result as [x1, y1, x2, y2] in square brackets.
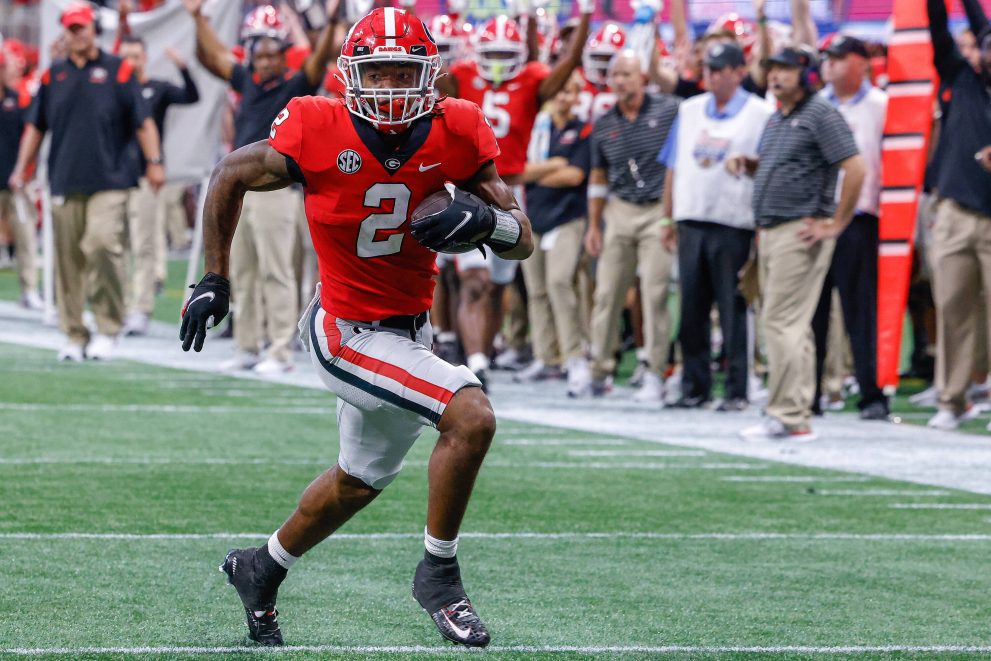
[428, 14, 471, 67]
[474, 16, 527, 85]
[708, 13, 757, 59]
[339, 8, 442, 132]
[583, 22, 625, 87]
[241, 5, 288, 43]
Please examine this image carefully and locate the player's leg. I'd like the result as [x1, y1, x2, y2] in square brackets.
[456, 264, 494, 386]
[413, 385, 494, 647]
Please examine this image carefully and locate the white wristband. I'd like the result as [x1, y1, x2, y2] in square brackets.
[576, 0, 595, 13]
[487, 208, 522, 252]
[588, 184, 609, 200]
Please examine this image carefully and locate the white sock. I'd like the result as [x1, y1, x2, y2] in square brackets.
[267, 531, 299, 570]
[424, 527, 458, 558]
[635, 347, 648, 362]
[467, 352, 489, 374]
[437, 331, 457, 343]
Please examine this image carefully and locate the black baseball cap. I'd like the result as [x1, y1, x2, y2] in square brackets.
[704, 42, 746, 70]
[763, 46, 810, 69]
[824, 34, 869, 58]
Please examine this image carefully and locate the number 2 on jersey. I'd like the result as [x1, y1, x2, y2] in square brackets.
[482, 91, 511, 139]
[357, 183, 411, 258]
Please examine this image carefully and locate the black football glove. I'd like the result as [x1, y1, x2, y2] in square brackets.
[410, 187, 496, 253]
[180, 272, 230, 352]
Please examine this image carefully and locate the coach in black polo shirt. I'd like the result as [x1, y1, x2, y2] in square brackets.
[10, 2, 165, 363]
[578, 50, 679, 402]
[184, 0, 336, 374]
[924, 0, 991, 430]
[119, 36, 201, 337]
[729, 47, 864, 442]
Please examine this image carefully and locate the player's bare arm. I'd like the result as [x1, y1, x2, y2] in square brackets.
[465, 161, 534, 260]
[538, 11, 590, 103]
[203, 141, 294, 277]
[184, 0, 235, 81]
[302, 2, 340, 87]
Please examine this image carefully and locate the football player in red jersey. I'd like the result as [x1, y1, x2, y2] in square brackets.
[179, 8, 533, 648]
[437, 8, 589, 383]
[575, 21, 622, 123]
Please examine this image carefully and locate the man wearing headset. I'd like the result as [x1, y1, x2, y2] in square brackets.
[727, 46, 864, 442]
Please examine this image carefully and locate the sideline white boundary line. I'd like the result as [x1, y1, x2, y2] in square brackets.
[813, 490, 952, 497]
[4, 531, 991, 541]
[4, 645, 991, 655]
[566, 450, 707, 457]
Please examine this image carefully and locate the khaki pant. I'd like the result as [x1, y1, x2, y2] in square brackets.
[230, 187, 303, 363]
[590, 198, 672, 379]
[52, 190, 130, 345]
[160, 182, 189, 252]
[520, 217, 586, 365]
[0, 190, 37, 294]
[931, 198, 991, 413]
[759, 219, 835, 428]
[126, 178, 160, 315]
[822, 289, 852, 400]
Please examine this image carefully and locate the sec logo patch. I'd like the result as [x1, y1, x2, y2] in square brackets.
[337, 149, 362, 174]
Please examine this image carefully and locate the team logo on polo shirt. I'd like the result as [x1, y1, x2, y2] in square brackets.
[2, 98, 15, 111]
[142, 87, 155, 99]
[337, 149, 362, 174]
[90, 67, 108, 84]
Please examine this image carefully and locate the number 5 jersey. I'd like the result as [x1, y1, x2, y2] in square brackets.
[268, 95, 500, 321]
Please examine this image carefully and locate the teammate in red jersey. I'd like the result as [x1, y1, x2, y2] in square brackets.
[179, 7, 533, 648]
[437, 9, 589, 383]
[575, 21, 623, 123]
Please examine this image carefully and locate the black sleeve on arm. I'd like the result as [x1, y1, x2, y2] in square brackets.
[284, 155, 307, 186]
[928, 0, 965, 81]
[167, 68, 200, 105]
[963, 0, 990, 41]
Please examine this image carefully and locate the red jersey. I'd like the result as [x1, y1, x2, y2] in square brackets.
[269, 96, 500, 320]
[449, 60, 548, 176]
[574, 74, 617, 124]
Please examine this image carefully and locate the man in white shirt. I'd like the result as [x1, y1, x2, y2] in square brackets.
[658, 42, 772, 410]
[813, 34, 889, 421]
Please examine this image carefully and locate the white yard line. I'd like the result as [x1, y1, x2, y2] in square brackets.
[501, 438, 631, 446]
[720, 476, 872, 483]
[890, 503, 991, 510]
[4, 645, 991, 655]
[0, 402, 330, 415]
[3, 531, 990, 541]
[566, 449, 707, 457]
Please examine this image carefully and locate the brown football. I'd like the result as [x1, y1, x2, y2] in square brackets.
[411, 188, 479, 254]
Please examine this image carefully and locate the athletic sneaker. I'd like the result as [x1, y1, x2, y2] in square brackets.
[57, 342, 84, 363]
[412, 552, 490, 648]
[219, 351, 261, 372]
[86, 334, 118, 361]
[908, 385, 938, 407]
[565, 357, 591, 397]
[122, 311, 150, 337]
[628, 360, 649, 388]
[219, 547, 288, 646]
[738, 417, 817, 443]
[513, 360, 564, 383]
[927, 406, 979, 431]
[632, 371, 664, 404]
[253, 358, 294, 375]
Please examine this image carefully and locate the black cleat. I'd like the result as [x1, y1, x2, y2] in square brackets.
[412, 552, 490, 648]
[220, 547, 287, 646]
[242, 607, 284, 647]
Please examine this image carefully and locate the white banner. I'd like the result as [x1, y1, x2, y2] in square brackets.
[41, 0, 241, 182]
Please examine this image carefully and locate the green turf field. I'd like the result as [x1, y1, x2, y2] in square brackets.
[1, 342, 990, 660]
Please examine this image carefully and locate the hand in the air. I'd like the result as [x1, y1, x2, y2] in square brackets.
[180, 272, 230, 352]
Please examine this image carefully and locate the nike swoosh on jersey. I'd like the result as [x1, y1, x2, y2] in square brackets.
[444, 212, 474, 240]
[419, 162, 442, 172]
